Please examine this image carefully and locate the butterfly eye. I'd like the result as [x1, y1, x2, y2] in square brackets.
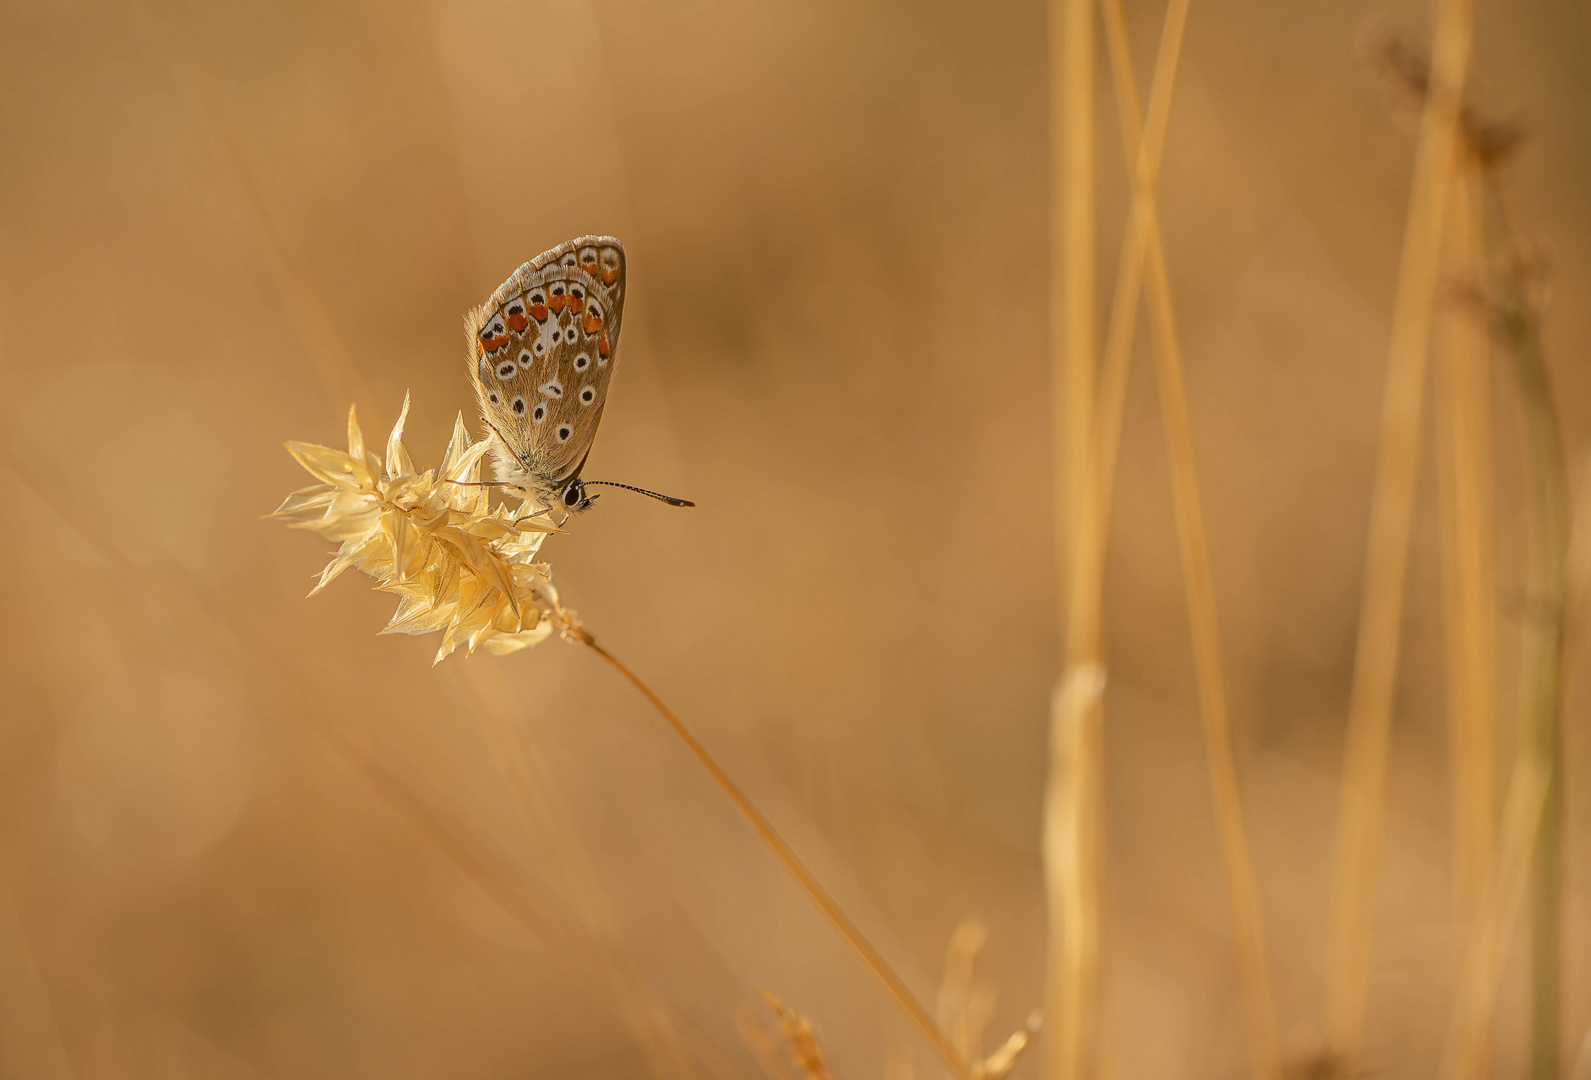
[563, 483, 583, 507]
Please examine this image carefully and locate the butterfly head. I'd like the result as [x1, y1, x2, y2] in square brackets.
[559, 477, 598, 514]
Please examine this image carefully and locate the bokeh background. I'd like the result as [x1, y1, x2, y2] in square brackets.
[0, 0, 1587, 1077]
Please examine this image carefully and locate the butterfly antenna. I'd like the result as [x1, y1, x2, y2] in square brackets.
[582, 480, 695, 507]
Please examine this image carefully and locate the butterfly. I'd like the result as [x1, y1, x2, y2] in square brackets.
[465, 235, 692, 516]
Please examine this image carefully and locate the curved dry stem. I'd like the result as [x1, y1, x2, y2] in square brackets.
[579, 635, 971, 1080]
[1324, 0, 1477, 1059]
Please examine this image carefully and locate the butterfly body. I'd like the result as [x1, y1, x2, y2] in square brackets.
[466, 236, 626, 512]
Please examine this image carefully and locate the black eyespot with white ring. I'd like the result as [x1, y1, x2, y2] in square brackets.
[556, 425, 572, 442]
[574, 354, 590, 371]
[511, 396, 525, 415]
[531, 403, 545, 422]
[579, 386, 595, 405]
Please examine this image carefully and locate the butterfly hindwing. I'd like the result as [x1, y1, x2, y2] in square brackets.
[466, 237, 625, 499]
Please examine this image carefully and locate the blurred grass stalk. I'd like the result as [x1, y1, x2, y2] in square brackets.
[1097, 1, 1283, 1077]
[1048, 0, 1282, 1075]
[1433, 163, 1498, 1080]
[1322, 0, 1475, 1063]
[1044, 0, 1098, 1075]
[1475, 171, 1568, 1080]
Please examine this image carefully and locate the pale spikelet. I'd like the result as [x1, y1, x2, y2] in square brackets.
[269, 394, 578, 663]
[758, 993, 834, 1080]
[936, 918, 1040, 1080]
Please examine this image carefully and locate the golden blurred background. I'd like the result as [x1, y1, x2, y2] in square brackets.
[0, 0, 1587, 1077]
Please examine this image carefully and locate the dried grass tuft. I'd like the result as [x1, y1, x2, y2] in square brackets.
[270, 394, 573, 663]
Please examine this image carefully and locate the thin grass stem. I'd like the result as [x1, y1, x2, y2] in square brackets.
[1433, 161, 1498, 1080]
[1323, 0, 1477, 1060]
[1143, 213, 1283, 1080]
[1093, 3, 1282, 1076]
[1475, 176, 1567, 1080]
[1439, 752, 1551, 1080]
[579, 637, 971, 1080]
[1094, 0, 1185, 521]
[1044, 0, 1099, 1074]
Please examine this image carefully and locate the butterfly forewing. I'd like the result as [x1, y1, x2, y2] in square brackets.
[466, 236, 625, 498]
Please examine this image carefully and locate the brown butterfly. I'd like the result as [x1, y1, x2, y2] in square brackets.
[465, 236, 691, 515]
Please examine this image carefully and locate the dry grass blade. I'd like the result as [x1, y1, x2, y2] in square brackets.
[1095, 1, 1283, 1076]
[1324, 0, 1478, 1061]
[1094, 0, 1187, 519]
[1144, 231, 1282, 1080]
[1474, 177, 1568, 1080]
[1438, 753, 1551, 1080]
[1044, 0, 1098, 1072]
[581, 639, 971, 1080]
[1432, 162, 1497, 1080]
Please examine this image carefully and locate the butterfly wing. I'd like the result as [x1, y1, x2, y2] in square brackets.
[466, 236, 626, 498]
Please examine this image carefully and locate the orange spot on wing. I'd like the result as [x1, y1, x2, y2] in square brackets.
[484, 334, 508, 353]
[506, 311, 529, 332]
[529, 303, 548, 322]
[583, 312, 602, 335]
[569, 295, 585, 313]
[600, 268, 619, 285]
[597, 333, 611, 359]
[548, 295, 567, 314]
